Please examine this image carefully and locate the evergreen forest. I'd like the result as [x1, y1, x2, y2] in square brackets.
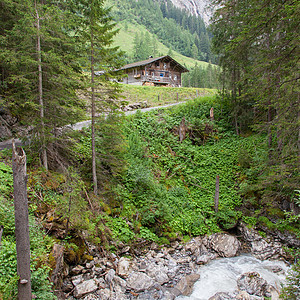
[0, 0, 299, 299]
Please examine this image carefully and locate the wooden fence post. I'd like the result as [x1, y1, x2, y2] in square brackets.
[12, 141, 32, 300]
[214, 175, 219, 213]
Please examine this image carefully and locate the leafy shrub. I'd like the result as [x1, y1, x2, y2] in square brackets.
[139, 227, 158, 242]
[0, 165, 56, 299]
[280, 261, 300, 300]
[106, 217, 135, 243]
[0, 162, 13, 197]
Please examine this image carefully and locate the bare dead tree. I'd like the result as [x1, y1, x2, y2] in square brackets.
[12, 141, 32, 300]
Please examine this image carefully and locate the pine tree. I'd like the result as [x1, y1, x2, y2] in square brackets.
[73, 0, 123, 195]
[0, 0, 85, 169]
[211, 0, 299, 203]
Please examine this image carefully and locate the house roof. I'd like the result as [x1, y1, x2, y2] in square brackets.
[120, 55, 189, 73]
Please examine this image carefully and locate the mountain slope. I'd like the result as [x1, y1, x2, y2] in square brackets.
[169, 0, 212, 23]
[107, 0, 215, 63]
[113, 21, 210, 69]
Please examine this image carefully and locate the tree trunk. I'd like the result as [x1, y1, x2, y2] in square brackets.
[12, 141, 32, 300]
[91, 18, 98, 195]
[214, 175, 219, 213]
[35, 1, 48, 170]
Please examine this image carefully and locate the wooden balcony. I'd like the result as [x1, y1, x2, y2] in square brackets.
[142, 75, 174, 85]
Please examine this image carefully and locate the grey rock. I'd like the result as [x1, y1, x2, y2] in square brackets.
[85, 261, 94, 269]
[96, 288, 128, 300]
[146, 263, 169, 285]
[126, 271, 155, 292]
[208, 292, 234, 300]
[161, 287, 182, 298]
[209, 233, 240, 257]
[96, 288, 111, 300]
[237, 272, 271, 297]
[71, 265, 84, 276]
[105, 268, 115, 284]
[73, 279, 98, 298]
[95, 277, 107, 289]
[113, 275, 127, 294]
[184, 237, 202, 256]
[236, 290, 251, 300]
[82, 295, 98, 300]
[196, 252, 218, 265]
[175, 273, 200, 296]
[117, 257, 133, 278]
[71, 274, 84, 286]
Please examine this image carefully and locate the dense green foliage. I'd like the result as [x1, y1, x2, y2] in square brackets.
[281, 261, 300, 300]
[211, 0, 299, 212]
[114, 97, 262, 236]
[0, 162, 55, 299]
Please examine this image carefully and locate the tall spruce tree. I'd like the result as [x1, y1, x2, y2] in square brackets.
[211, 0, 299, 203]
[73, 0, 123, 195]
[0, 0, 85, 169]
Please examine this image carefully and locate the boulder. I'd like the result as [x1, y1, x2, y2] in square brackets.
[208, 233, 240, 257]
[71, 265, 84, 276]
[71, 274, 84, 286]
[175, 273, 200, 296]
[73, 279, 98, 298]
[82, 295, 98, 300]
[112, 275, 127, 294]
[184, 237, 202, 255]
[238, 223, 285, 260]
[96, 288, 127, 300]
[196, 252, 218, 265]
[236, 291, 251, 300]
[117, 257, 134, 278]
[146, 263, 169, 285]
[126, 271, 155, 292]
[237, 272, 271, 297]
[208, 292, 234, 300]
[105, 269, 115, 284]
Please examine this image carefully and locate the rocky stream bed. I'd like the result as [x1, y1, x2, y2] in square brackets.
[52, 223, 299, 300]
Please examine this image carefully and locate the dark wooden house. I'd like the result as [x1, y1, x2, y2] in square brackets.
[119, 55, 189, 87]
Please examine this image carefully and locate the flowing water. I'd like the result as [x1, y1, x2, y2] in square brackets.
[177, 254, 289, 300]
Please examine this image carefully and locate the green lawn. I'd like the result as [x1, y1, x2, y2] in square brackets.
[120, 84, 216, 106]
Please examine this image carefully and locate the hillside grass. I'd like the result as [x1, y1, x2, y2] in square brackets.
[113, 20, 211, 69]
[120, 84, 216, 106]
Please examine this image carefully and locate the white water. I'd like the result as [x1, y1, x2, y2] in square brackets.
[177, 254, 289, 300]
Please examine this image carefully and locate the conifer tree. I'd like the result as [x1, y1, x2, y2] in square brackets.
[73, 0, 123, 195]
[211, 0, 299, 202]
[0, 0, 85, 169]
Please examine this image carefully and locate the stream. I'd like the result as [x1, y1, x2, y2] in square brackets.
[177, 254, 289, 300]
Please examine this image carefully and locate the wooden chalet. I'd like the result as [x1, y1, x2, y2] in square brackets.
[119, 55, 189, 87]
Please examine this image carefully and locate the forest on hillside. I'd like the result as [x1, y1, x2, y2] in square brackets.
[108, 0, 214, 63]
[0, 0, 299, 299]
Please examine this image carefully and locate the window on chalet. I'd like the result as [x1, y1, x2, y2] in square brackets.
[156, 61, 160, 67]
